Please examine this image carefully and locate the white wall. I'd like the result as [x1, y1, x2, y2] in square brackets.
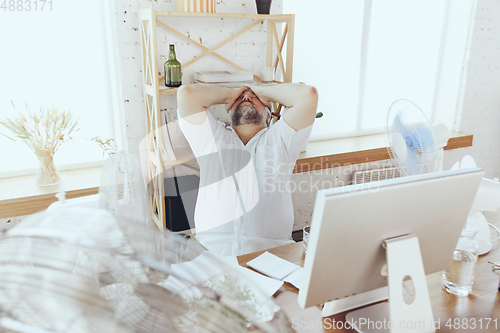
[114, 0, 500, 231]
[442, 0, 500, 180]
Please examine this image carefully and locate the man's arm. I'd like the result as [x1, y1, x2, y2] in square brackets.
[177, 83, 245, 125]
[249, 83, 318, 130]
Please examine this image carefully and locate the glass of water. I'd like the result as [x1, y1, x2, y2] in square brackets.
[442, 222, 480, 296]
[303, 226, 311, 255]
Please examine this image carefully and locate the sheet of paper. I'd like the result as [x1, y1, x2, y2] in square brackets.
[283, 267, 303, 289]
[246, 251, 300, 280]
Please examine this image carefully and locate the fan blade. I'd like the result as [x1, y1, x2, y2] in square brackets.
[411, 124, 436, 154]
[393, 113, 410, 138]
[406, 150, 421, 175]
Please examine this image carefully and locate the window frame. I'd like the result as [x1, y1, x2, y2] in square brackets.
[284, 0, 477, 143]
[0, 0, 125, 179]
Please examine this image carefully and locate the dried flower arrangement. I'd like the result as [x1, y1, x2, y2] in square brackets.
[0, 102, 80, 186]
[91, 136, 117, 156]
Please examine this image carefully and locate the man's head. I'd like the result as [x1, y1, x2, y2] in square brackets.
[228, 89, 271, 127]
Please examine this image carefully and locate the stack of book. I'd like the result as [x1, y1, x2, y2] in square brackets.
[194, 70, 255, 86]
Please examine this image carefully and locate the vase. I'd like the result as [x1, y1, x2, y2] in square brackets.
[255, 0, 272, 14]
[37, 154, 60, 186]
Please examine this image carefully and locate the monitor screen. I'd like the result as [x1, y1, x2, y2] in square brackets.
[298, 168, 483, 309]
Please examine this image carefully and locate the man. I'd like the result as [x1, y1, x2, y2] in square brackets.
[177, 83, 318, 255]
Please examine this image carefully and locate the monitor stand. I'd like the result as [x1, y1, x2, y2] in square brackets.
[322, 287, 388, 317]
[332, 234, 435, 333]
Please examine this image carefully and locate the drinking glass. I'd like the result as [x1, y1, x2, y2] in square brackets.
[260, 67, 273, 82]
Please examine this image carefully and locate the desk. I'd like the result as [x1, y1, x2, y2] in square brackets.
[238, 242, 500, 332]
[0, 166, 101, 218]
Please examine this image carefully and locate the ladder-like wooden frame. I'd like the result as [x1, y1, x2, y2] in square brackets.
[139, 9, 295, 229]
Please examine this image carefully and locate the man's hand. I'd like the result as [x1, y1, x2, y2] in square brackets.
[244, 83, 318, 130]
[178, 84, 248, 125]
[246, 85, 273, 109]
[225, 86, 249, 113]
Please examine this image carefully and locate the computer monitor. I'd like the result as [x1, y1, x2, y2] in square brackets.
[298, 168, 483, 332]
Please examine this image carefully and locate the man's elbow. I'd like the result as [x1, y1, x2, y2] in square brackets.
[308, 85, 318, 100]
[305, 85, 319, 108]
[311, 85, 318, 94]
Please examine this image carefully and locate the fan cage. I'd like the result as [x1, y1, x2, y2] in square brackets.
[0, 151, 293, 333]
[386, 99, 439, 176]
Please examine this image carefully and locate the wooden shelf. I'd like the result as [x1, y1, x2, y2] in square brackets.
[140, 8, 295, 228]
[159, 80, 284, 95]
[159, 86, 179, 95]
[293, 131, 473, 173]
[0, 166, 101, 218]
[155, 12, 292, 21]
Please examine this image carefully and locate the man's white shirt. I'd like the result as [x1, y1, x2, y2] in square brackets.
[178, 111, 312, 256]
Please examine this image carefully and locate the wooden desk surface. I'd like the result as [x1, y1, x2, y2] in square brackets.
[0, 166, 101, 218]
[238, 242, 500, 332]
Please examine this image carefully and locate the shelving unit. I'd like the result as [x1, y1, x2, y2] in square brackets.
[139, 9, 295, 229]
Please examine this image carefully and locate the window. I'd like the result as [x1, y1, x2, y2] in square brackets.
[283, 0, 476, 142]
[0, 0, 122, 177]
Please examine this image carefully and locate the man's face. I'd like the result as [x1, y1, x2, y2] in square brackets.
[229, 89, 270, 127]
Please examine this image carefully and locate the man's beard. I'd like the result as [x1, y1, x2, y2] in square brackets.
[231, 104, 264, 126]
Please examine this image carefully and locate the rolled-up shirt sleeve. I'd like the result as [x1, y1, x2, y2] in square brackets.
[270, 116, 313, 163]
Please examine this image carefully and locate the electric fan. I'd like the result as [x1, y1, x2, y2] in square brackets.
[386, 99, 449, 176]
[0, 152, 293, 333]
[0, 208, 293, 333]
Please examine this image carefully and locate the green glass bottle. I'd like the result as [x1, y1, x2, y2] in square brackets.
[165, 44, 182, 87]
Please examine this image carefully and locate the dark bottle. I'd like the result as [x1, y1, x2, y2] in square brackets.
[165, 44, 182, 87]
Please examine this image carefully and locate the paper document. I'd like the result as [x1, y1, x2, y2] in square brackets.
[247, 251, 303, 289]
[283, 267, 303, 289]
